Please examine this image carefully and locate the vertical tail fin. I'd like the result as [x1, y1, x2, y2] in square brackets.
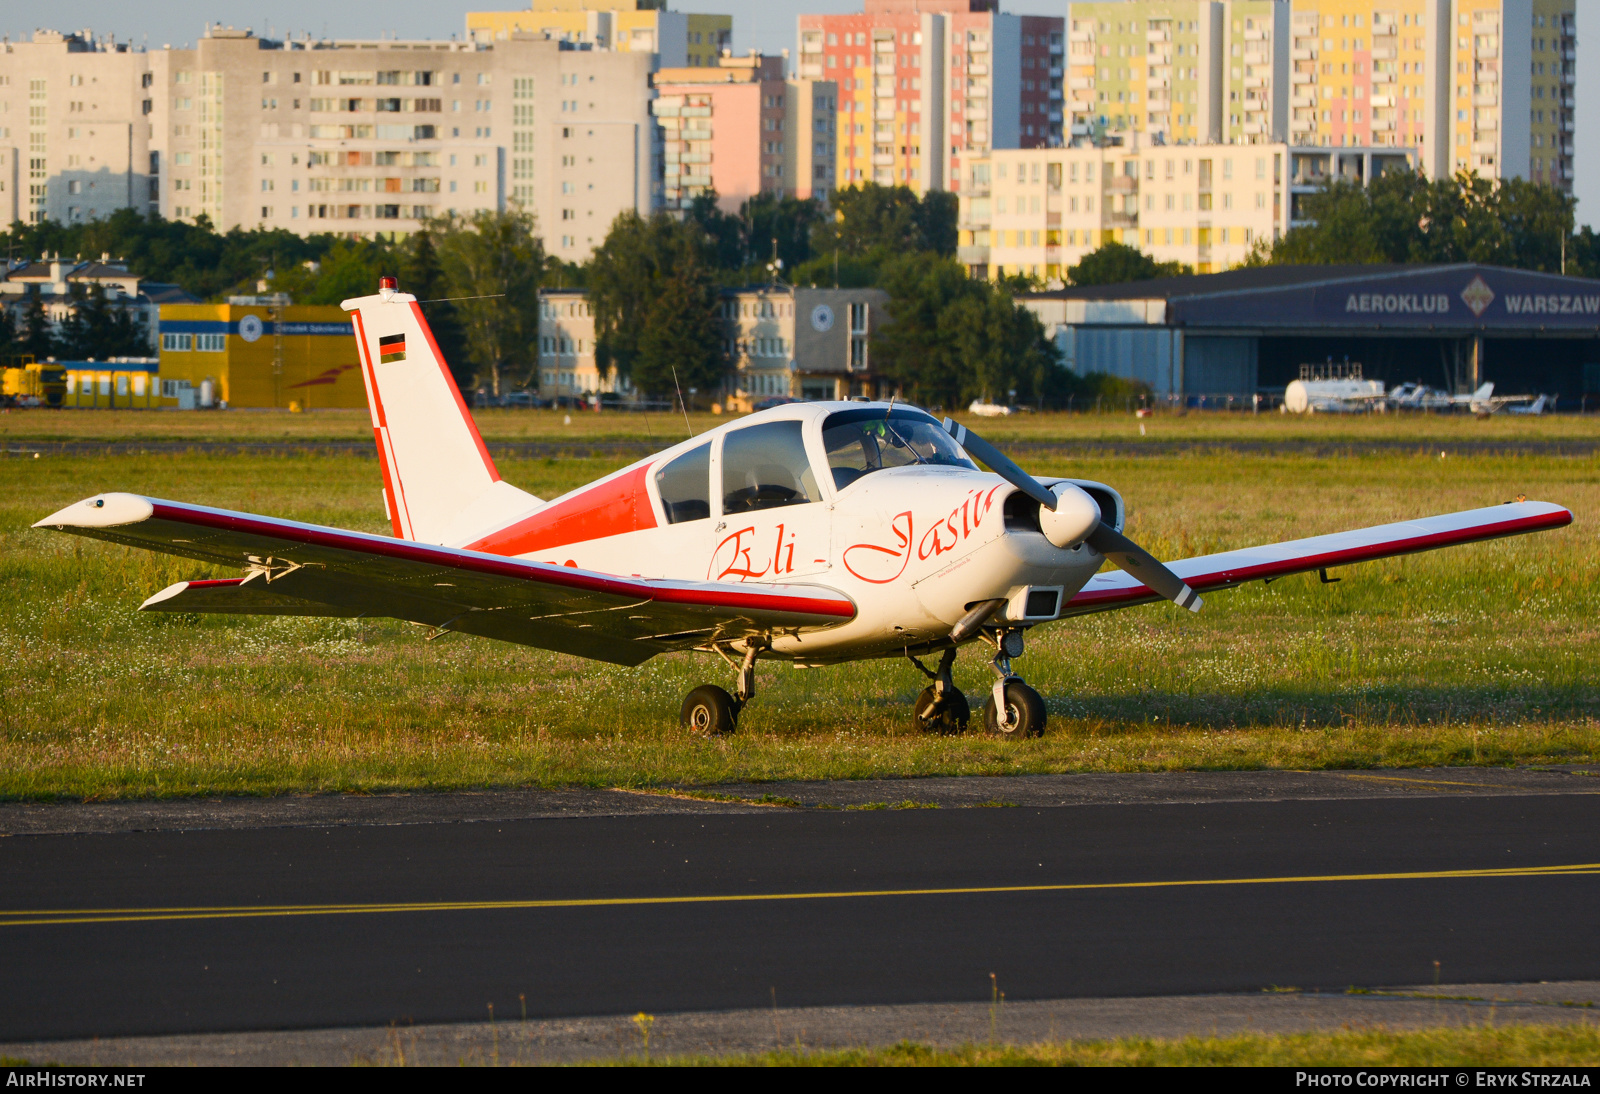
[342, 279, 539, 545]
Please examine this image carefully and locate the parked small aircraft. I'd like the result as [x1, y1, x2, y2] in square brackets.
[35, 279, 1573, 737]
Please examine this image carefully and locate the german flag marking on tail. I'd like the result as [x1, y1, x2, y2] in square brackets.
[378, 333, 406, 363]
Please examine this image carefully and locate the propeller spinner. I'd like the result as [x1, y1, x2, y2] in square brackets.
[941, 418, 1202, 613]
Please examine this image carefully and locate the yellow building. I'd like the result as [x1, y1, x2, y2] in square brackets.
[59, 360, 164, 409]
[157, 303, 366, 410]
[467, 1, 732, 68]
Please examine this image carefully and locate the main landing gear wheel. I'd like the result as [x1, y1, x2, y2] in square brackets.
[681, 684, 739, 736]
[983, 681, 1046, 739]
[912, 686, 971, 735]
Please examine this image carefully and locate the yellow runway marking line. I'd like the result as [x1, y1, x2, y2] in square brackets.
[1338, 773, 1504, 790]
[4, 863, 1599, 929]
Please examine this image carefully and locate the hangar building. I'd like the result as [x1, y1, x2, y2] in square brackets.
[156, 301, 364, 410]
[1022, 265, 1600, 403]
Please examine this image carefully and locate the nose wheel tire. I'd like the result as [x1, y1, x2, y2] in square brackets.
[681, 684, 739, 736]
[912, 686, 971, 735]
[983, 681, 1047, 739]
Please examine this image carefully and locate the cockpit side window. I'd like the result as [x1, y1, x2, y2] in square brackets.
[654, 442, 711, 524]
[719, 420, 822, 516]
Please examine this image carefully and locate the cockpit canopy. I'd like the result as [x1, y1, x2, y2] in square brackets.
[821, 408, 977, 490]
[653, 406, 979, 525]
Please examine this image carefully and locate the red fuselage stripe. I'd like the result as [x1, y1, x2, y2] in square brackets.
[467, 464, 658, 556]
[145, 501, 856, 620]
[1068, 508, 1573, 608]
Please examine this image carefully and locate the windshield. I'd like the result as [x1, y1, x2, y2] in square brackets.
[821, 408, 977, 491]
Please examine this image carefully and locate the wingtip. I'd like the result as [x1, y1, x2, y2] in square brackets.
[34, 493, 154, 530]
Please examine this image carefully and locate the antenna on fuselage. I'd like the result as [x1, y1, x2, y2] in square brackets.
[671, 366, 693, 438]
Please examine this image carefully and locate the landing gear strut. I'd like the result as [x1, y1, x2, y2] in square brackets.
[981, 629, 1046, 739]
[908, 647, 970, 735]
[680, 642, 762, 736]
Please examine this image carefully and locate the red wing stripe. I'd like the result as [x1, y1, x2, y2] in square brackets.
[1069, 507, 1573, 609]
[145, 501, 856, 620]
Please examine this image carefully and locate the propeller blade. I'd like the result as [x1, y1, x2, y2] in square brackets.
[1086, 525, 1203, 612]
[943, 416, 1199, 612]
[941, 417, 1058, 511]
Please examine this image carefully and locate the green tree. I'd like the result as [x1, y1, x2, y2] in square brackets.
[634, 264, 727, 405]
[742, 193, 824, 277]
[399, 229, 472, 390]
[299, 239, 389, 305]
[814, 184, 959, 261]
[683, 192, 746, 272]
[55, 284, 145, 360]
[0, 210, 358, 301]
[1263, 169, 1576, 273]
[18, 292, 55, 359]
[870, 251, 1060, 408]
[1067, 242, 1190, 285]
[587, 211, 727, 398]
[433, 210, 546, 397]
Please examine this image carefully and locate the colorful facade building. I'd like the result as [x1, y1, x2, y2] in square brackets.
[1065, 0, 1289, 146]
[796, 0, 1063, 196]
[652, 53, 837, 211]
[466, 1, 732, 68]
[958, 140, 1414, 279]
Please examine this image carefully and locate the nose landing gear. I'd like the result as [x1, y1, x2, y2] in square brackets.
[982, 629, 1047, 739]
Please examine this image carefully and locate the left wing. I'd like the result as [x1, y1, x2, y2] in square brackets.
[35, 493, 856, 666]
[1064, 501, 1571, 616]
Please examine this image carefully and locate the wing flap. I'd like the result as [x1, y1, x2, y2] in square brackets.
[142, 578, 364, 617]
[1064, 501, 1572, 616]
[37, 493, 856, 665]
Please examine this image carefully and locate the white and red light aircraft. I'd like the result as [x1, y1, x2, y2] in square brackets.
[37, 278, 1573, 737]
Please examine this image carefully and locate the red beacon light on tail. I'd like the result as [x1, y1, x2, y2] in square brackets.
[378, 275, 398, 301]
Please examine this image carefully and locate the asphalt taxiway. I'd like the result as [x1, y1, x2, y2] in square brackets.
[2, 767, 1598, 1049]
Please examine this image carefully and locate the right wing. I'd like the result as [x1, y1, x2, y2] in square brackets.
[1063, 500, 1571, 617]
[36, 493, 856, 667]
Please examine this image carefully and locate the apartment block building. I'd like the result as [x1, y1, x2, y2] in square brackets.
[958, 140, 1414, 279]
[0, 30, 156, 226]
[466, 1, 732, 68]
[652, 53, 837, 210]
[1, 25, 660, 260]
[536, 285, 892, 405]
[1065, 1, 1289, 146]
[796, 0, 1063, 196]
[1061, 0, 1572, 188]
[1287, 0, 1571, 187]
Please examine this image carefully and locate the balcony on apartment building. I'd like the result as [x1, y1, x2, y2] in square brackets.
[1291, 71, 1317, 84]
[1292, 48, 1318, 60]
[1147, 27, 1171, 43]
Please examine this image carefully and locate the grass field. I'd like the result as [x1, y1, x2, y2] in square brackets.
[4, 405, 1600, 446]
[0, 409, 1595, 800]
[618, 1026, 1600, 1067]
